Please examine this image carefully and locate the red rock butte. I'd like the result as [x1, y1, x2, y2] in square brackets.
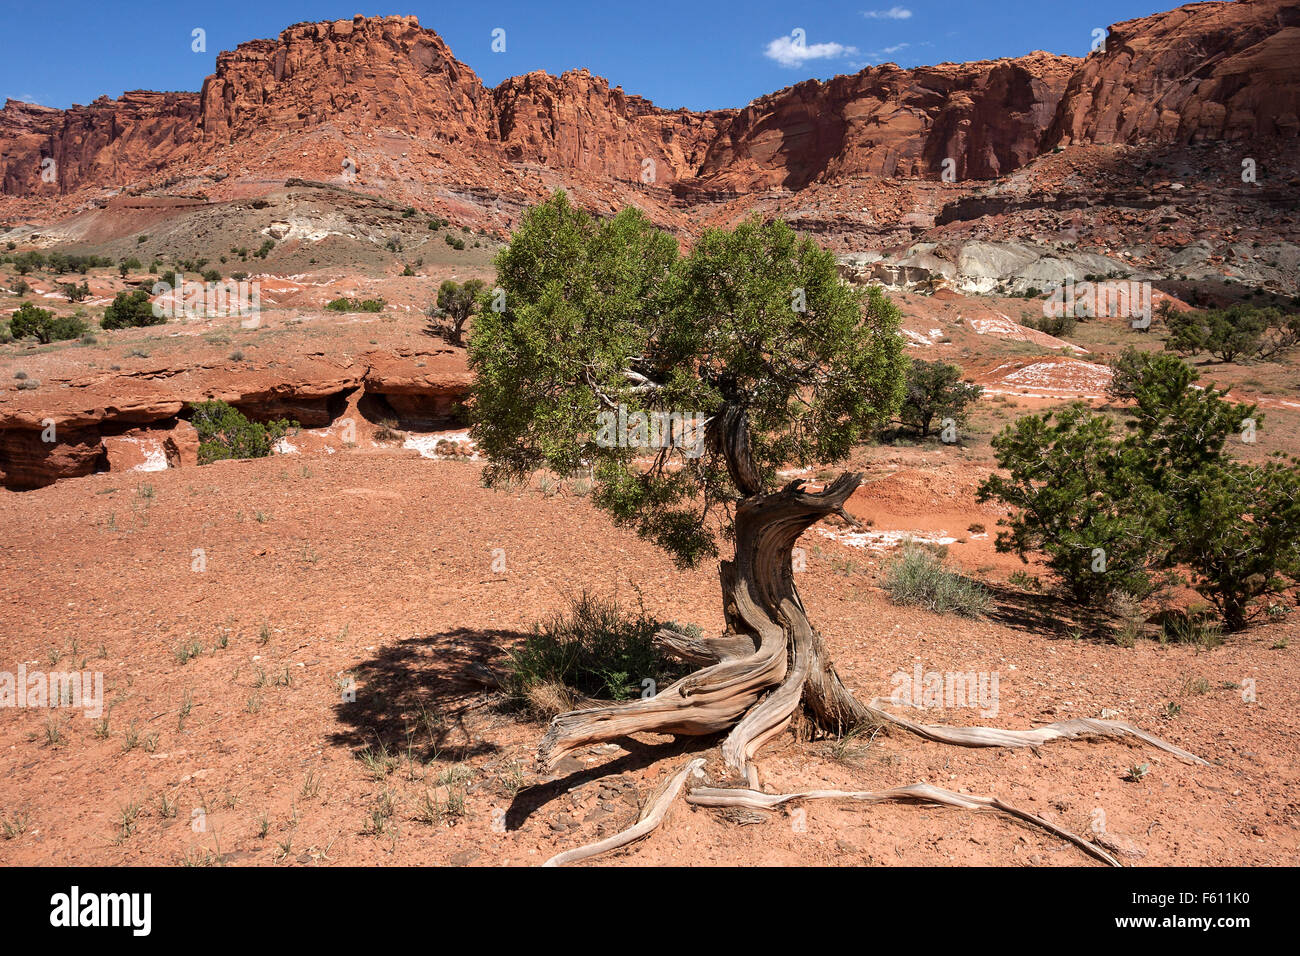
[0, 0, 1297, 225]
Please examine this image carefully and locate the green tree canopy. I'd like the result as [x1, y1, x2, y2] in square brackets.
[469, 191, 907, 567]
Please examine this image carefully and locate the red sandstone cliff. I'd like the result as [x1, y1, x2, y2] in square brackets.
[1, 1, 1297, 213]
[694, 53, 1077, 191]
[1047, 0, 1300, 146]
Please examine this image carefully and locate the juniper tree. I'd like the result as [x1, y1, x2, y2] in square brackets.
[430, 278, 485, 345]
[469, 193, 1203, 864]
[895, 359, 983, 439]
[982, 348, 1298, 629]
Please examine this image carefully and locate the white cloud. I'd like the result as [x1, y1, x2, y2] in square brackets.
[879, 43, 909, 55]
[765, 35, 859, 68]
[863, 6, 913, 19]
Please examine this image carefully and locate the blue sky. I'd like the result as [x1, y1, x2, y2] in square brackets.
[2, 0, 1178, 112]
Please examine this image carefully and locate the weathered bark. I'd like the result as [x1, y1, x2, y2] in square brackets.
[535, 407, 1204, 864]
[538, 471, 863, 781]
[686, 783, 1122, 867]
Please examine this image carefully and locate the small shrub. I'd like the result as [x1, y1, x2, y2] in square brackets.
[372, 419, 405, 443]
[505, 592, 686, 709]
[102, 290, 164, 330]
[1160, 610, 1224, 648]
[189, 400, 295, 464]
[883, 544, 991, 618]
[325, 297, 385, 313]
[58, 280, 90, 302]
[9, 302, 85, 343]
[894, 359, 982, 439]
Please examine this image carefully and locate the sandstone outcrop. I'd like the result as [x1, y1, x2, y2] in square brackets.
[694, 54, 1077, 190]
[1047, 0, 1300, 147]
[3, 1, 1296, 221]
[0, 349, 471, 489]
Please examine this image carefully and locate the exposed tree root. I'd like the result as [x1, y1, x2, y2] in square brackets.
[541, 757, 705, 867]
[686, 783, 1122, 867]
[858, 703, 1209, 766]
[534, 453, 1206, 864]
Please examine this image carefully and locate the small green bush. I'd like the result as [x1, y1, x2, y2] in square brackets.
[8, 302, 86, 343]
[325, 297, 384, 313]
[894, 359, 982, 439]
[102, 289, 163, 330]
[189, 400, 296, 464]
[505, 592, 686, 707]
[884, 544, 991, 617]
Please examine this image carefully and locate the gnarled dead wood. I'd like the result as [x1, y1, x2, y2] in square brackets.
[541, 757, 705, 867]
[859, 704, 1209, 766]
[654, 627, 757, 665]
[533, 430, 1205, 863]
[537, 474, 861, 772]
[686, 782, 1122, 867]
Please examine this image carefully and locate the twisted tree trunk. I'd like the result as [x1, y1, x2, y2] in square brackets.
[538, 448, 864, 784]
[536, 408, 1204, 863]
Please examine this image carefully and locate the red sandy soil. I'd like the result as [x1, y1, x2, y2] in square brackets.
[0, 443, 1295, 867]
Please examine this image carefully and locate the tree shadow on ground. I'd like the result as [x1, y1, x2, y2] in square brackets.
[981, 582, 1115, 643]
[503, 734, 718, 832]
[329, 626, 523, 762]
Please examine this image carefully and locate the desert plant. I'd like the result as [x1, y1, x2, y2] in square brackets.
[1163, 303, 1299, 363]
[893, 359, 982, 439]
[8, 302, 85, 343]
[189, 400, 295, 464]
[978, 403, 1161, 603]
[883, 543, 991, 617]
[428, 278, 486, 345]
[325, 297, 384, 313]
[468, 191, 1198, 865]
[505, 591, 685, 707]
[101, 289, 164, 330]
[58, 280, 90, 302]
[986, 349, 1299, 628]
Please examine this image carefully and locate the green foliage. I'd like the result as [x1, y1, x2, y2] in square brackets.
[895, 359, 981, 438]
[1027, 312, 1077, 337]
[102, 290, 164, 330]
[469, 191, 907, 568]
[978, 403, 1158, 603]
[12, 251, 43, 275]
[430, 278, 486, 344]
[504, 591, 686, 705]
[8, 301, 86, 343]
[189, 400, 296, 464]
[1164, 457, 1300, 631]
[883, 543, 991, 617]
[324, 297, 385, 313]
[980, 349, 1299, 628]
[1163, 303, 1300, 363]
[58, 280, 90, 302]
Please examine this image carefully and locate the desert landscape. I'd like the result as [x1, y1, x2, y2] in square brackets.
[0, 0, 1298, 875]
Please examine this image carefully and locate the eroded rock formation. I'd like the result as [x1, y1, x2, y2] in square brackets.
[2, 1, 1296, 214]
